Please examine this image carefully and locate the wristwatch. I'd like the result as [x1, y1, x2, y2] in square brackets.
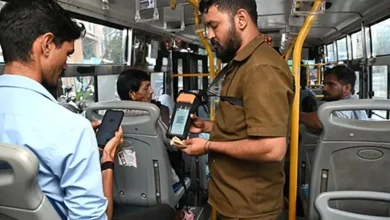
[101, 161, 115, 171]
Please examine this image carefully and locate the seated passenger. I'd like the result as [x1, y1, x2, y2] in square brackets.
[300, 65, 368, 132]
[0, 1, 174, 219]
[116, 69, 181, 185]
[116, 69, 170, 125]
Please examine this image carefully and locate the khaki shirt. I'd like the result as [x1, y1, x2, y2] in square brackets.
[208, 35, 294, 219]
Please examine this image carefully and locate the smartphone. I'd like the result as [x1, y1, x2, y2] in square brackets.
[96, 110, 124, 147]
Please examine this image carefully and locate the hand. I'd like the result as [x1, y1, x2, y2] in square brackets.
[180, 137, 209, 156]
[189, 114, 206, 134]
[91, 121, 101, 134]
[101, 126, 124, 163]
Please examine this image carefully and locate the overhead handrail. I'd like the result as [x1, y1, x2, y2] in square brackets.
[289, 1, 323, 220]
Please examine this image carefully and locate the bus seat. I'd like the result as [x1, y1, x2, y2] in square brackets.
[85, 101, 191, 208]
[308, 100, 390, 220]
[190, 155, 209, 191]
[298, 124, 319, 188]
[0, 143, 61, 220]
[315, 191, 390, 220]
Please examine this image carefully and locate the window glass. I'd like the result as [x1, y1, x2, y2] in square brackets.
[58, 77, 95, 112]
[67, 19, 124, 65]
[371, 18, 390, 56]
[371, 66, 388, 119]
[98, 75, 118, 102]
[0, 1, 6, 63]
[151, 72, 164, 100]
[337, 38, 347, 60]
[351, 32, 363, 59]
[327, 44, 335, 62]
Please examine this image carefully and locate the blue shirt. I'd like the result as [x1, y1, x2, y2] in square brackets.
[0, 75, 107, 220]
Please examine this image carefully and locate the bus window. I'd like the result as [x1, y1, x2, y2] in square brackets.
[351, 31, 363, 59]
[371, 18, 390, 57]
[371, 66, 388, 119]
[67, 19, 124, 65]
[337, 38, 347, 61]
[327, 44, 335, 62]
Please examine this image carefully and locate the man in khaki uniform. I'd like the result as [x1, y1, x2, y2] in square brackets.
[178, 0, 294, 219]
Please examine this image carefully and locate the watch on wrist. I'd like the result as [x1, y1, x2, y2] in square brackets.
[101, 161, 115, 171]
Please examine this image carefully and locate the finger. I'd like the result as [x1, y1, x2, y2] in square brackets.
[91, 121, 101, 129]
[117, 125, 123, 134]
[190, 114, 198, 120]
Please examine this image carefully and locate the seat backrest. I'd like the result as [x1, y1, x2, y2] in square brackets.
[315, 191, 390, 220]
[298, 124, 319, 186]
[85, 101, 190, 208]
[0, 143, 60, 220]
[308, 100, 390, 220]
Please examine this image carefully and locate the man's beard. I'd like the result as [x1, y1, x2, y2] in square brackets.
[211, 24, 242, 63]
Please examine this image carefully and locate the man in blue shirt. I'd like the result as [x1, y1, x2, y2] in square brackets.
[0, 1, 174, 220]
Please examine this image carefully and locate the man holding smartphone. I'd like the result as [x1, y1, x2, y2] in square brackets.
[176, 0, 294, 219]
[0, 1, 174, 219]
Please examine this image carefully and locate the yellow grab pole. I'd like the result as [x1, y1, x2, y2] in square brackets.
[188, 1, 217, 219]
[289, 1, 323, 220]
[173, 73, 210, 77]
[283, 41, 295, 61]
[190, 1, 216, 121]
[170, 0, 176, 9]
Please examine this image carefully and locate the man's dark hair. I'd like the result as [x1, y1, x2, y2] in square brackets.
[116, 69, 151, 101]
[324, 65, 356, 94]
[199, 0, 258, 27]
[0, 0, 85, 63]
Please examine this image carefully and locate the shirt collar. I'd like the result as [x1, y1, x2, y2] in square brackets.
[0, 74, 57, 102]
[233, 34, 265, 62]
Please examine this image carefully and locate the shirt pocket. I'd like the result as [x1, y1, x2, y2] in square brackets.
[216, 100, 246, 134]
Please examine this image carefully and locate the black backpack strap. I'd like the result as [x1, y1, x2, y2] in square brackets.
[207, 63, 244, 107]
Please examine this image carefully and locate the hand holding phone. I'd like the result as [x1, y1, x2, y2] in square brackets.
[96, 110, 124, 148]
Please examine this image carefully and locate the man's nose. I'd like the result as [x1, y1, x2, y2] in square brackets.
[207, 28, 215, 40]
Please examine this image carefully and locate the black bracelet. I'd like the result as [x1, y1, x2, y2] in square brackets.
[101, 161, 115, 171]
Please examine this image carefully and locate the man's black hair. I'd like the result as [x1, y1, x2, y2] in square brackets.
[116, 69, 151, 101]
[0, 0, 85, 64]
[199, 0, 258, 27]
[324, 65, 356, 94]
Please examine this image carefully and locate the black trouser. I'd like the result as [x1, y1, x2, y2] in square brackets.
[113, 204, 175, 220]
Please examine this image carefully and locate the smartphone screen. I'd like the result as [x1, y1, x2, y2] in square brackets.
[96, 110, 124, 147]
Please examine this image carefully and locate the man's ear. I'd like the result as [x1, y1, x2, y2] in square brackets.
[235, 9, 250, 30]
[129, 91, 136, 100]
[40, 33, 55, 57]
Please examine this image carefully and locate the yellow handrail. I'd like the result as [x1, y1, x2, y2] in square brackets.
[173, 73, 210, 77]
[170, 0, 176, 9]
[283, 41, 295, 61]
[289, 1, 323, 220]
[189, 0, 216, 121]
[188, 1, 217, 218]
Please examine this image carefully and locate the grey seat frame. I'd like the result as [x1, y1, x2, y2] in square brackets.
[308, 99, 390, 220]
[86, 101, 190, 208]
[0, 143, 61, 220]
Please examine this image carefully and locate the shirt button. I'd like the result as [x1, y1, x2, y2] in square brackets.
[213, 160, 216, 163]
